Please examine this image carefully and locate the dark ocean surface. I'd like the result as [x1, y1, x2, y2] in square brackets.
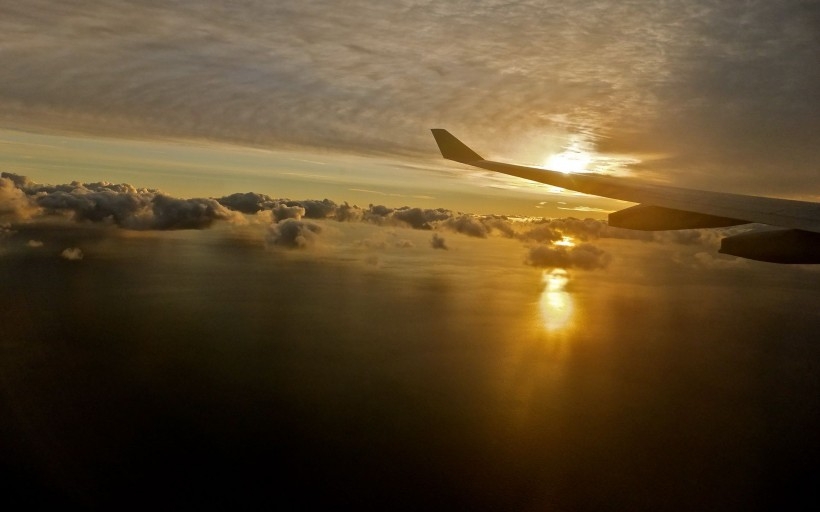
[2, 228, 819, 510]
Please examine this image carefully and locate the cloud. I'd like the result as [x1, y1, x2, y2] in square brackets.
[654, 229, 721, 248]
[691, 251, 748, 270]
[3, 172, 241, 230]
[440, 214, 489, 238]
[526, 243, 611, 270]
[0, 174, 38, 220]
[1, 170, 749, 267]
[392, 207, 451, 230]
[271, 203, 305, 222]
[292, 199, 339, 220]
[216, 192, 277, 214]
[1, 1, 816, 198]
[431, 233, 448, 250]
[1, 222, 15, 239]
[61, 247, 83, 261]
[266, 219, 321, 249]
[27, 240, 44, 248]
[151, 195, 240, 230]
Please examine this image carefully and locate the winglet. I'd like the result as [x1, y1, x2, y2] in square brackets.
[431, 129, 484, 164]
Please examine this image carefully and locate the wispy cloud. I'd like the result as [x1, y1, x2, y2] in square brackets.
[0, 1, 815, 196]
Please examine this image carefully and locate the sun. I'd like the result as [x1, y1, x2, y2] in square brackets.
[545, 149, 591, 174]
[543, 133, 594, 174]
[552, 236, 576, 247]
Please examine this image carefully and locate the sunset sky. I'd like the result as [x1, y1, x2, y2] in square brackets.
[2, 0, 818, 200]
[1, 1, 819, 509]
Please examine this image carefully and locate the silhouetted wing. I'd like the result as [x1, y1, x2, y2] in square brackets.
[431, 129, 820, 263]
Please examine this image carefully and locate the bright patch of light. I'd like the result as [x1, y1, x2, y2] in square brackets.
[543, 133, 594, 174]
[553, 236, 576, 247]
[539, 269, 574, 331]
[545, 150, 591, 174]
[541, 131, 641, 178]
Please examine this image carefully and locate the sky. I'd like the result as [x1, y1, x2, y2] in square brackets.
[1, 0, 818, 197]
[1, 1, 820, 509]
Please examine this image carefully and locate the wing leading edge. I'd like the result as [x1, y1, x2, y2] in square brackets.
[431, 129, 820, 263]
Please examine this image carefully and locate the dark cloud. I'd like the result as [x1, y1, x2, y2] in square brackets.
[216, 192, 277, 214]
[392, 207, 452, 230]
[215, 195, 334, 221]
[368, 204, 394, 217]
[335, 202, 364, 223]
[2, 172, 240, 230]
[35, 187, 148, 226]
[655, 229, 717, 247]
[266, 219, 321, 249]
[520, 217, 645, 244]
[292, 199, 338, 220]
[526, 243, 611, 270]
[151, 195, 236, 230]
[271, 203, 306, 222]
[441, 214, 489, 238]
[431, 233, 448, 250]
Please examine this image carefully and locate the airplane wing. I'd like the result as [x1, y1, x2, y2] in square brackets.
[431, 129, 820, 263]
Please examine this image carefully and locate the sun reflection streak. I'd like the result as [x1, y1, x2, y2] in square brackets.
[539, 269, 574, 331]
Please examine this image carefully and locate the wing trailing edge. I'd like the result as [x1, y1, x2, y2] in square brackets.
[431, 129, 820, 263]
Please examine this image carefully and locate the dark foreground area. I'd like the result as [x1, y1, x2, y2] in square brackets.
[2, 231, 819, 510]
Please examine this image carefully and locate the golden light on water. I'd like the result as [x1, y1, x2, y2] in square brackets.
[539, 269, 574, 331]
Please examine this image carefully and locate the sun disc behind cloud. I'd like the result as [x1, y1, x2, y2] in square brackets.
[545, 150, 591, 174]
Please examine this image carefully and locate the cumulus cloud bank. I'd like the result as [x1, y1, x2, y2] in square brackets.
[1, 171, 740, 268]
[1, 172, 241, 230]
[0, 173, 736, 270]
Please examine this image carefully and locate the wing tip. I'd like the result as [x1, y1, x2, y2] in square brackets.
[430, 129, 484, 164]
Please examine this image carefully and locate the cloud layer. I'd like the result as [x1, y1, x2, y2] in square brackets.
[1, 171, 751, 269]
[2, 172, 241, 230]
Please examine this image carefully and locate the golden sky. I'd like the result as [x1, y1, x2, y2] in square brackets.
[1, 0, 817, 200]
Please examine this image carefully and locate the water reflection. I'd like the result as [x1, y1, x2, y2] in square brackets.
[539, 269, 574, 331]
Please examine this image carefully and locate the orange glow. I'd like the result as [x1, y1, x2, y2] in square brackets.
[539, 269, 574, 331]
[545, 150, 591, 174]
[552, 236, 576, 247]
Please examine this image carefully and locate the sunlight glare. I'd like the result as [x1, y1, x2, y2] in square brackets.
[545, 150, 591, 174]
[553, 236, 576, 247]
[539, 269, 574, 331]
